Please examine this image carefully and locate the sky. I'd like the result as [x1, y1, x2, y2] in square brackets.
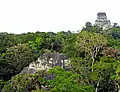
[0, 0, 120, 34]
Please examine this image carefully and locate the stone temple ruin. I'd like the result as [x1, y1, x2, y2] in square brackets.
[20, 52, 70, 74]
[95, 12, 111, 29]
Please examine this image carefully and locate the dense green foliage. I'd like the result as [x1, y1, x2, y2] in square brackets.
[2, 67, 95, 92]
[0, 44, 36, 81]
[0, 25, 120, 92]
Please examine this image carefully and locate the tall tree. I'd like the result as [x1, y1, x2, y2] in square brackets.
[75, 31, 107, 72]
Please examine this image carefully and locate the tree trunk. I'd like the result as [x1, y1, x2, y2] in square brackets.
[91, 47, 100, 72]
[91, 56, 95, 72]
[115, 81, 120, 92]
[95, 79, 100, 92]
[118, 90, 120, 92]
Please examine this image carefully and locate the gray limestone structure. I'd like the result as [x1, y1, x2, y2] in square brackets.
[95, 12, 111, 29]
[20, 52, 71, 74]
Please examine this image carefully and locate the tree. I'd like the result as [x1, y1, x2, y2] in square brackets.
[93, 58, 115, 92]
[83, 22, 93, 32]
[70, 57, 92, 85]
[108, 27, 120, 39]
[0, 44, 36, 80]
[62, 33, 78, 57]
[2, 74, 36, 92]
[110, 60, 120, 92]
[28, 37, 44, 54]
[75, 31, 107, 72]
[0, 32, 18, 53]
[0, 80, 4, 92]
[2, 67, 95, 92]
[108, 37, 120, 50]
